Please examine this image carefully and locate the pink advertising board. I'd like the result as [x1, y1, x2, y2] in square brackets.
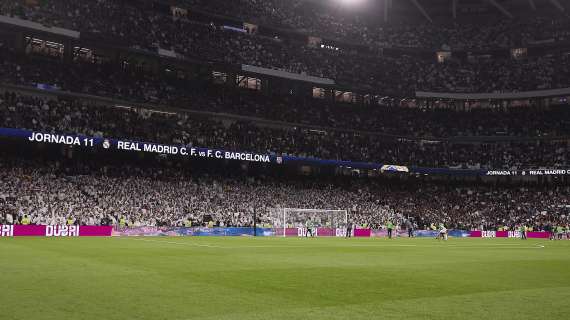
[469, 230, 550, 238]
[0, 225, 112, 237]
[353, 229, 371, 237]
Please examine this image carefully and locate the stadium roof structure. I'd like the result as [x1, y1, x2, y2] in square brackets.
[317, 0, 568, 22]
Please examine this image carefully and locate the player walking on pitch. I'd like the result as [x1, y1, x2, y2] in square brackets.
[305, 219, 314, 238]
[519, 224, 527, 240]
[345, 221, 353, 238]
[556, 224, 564, 240]
[386, 220, 394, 239]
[438, 224, 448, 241]
[405, 219, 414, 238]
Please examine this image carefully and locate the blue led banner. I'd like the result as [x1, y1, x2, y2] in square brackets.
[1, 127, 569, 176]
[0, 127, 273, 163]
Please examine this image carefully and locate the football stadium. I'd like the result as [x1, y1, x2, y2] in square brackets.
[1, 0, 570, 319]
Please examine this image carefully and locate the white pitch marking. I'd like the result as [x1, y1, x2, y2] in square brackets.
[122, 237, 420, 249]
[444, 244, 545, 249]
[121, 238, 546, 250]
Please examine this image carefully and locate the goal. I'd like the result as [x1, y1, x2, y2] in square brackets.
[268, 208, 348, 237]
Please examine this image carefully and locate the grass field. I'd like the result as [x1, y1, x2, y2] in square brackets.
[1, 237, 569, 320]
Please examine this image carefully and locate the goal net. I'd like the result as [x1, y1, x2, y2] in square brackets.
[268, 208, 348, 237]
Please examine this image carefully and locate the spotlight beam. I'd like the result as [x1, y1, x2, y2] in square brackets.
[410, 0, 433, 23]
[486, 0, 513, 19]
[548, 0, 565, 12]
[528, 0, 536, 10]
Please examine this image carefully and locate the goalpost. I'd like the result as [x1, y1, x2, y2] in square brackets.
[268, 208, 348, 237]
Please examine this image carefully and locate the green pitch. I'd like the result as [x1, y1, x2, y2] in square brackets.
[1, 237, 569, 320]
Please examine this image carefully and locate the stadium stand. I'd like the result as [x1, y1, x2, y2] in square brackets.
[1, 92, 568, 169]
[2, 3, 570, 320]
[0, 0, 569, 234]
[1, 158, 569, 230]
[2, 1, 570, 94]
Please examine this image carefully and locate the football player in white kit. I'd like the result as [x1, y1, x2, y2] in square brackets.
[438, 224, 448, 241]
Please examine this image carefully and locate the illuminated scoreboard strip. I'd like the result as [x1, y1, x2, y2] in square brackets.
[1, 127, 273, 164]
[1, 127, 569, 176]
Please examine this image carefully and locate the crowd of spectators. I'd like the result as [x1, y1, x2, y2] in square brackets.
[2, 51, 570, 140]
[177, 1, 570, 50]
[1, 92, 568, 170]
[4, 0, 570, 50]
[0, 0, 569, 234]
[0, 159, 568, 231]
[2, 1, 570, 94]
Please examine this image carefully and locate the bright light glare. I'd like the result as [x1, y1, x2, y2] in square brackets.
[337, 0, 367, 7]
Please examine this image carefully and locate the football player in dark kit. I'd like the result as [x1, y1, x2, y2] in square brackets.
[405, 219, 414, 238]
[345, 221, 353, 238]
[386, 220, 394, 239]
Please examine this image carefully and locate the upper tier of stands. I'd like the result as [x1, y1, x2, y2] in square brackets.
[2, 0, 570, 96]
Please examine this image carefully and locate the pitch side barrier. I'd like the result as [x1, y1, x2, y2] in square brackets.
[2, 127, 569, 177]
[109, 228, 548, 239]
[0, 225, 112, 237]
[111, 227, 463, 237]
[0, 226, 551, 238]
[469, 230, 550, 238]
[111, 227, 353, 237]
